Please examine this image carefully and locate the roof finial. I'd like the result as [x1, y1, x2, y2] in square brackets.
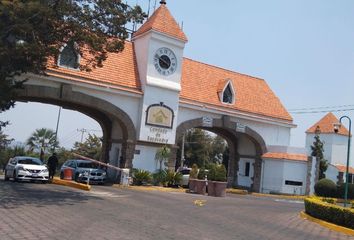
[160, 0, 166, 5]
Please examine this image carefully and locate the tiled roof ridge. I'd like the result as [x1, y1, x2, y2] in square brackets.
[179, 98, 293, 122]
[47, 69, 142, 93]
[133, 4, 187, 42]
[306, 112, 350, 136]
[183, 57, 265, 82]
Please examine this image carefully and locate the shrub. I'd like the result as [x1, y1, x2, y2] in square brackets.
[189, 164, 198, 179]
[152, 170, 182, 187]
[321, 197, 337, 204]
[197, 168, 207, 180]
[152, 170, 167, 186]
[314, 178, 337, 197]
[304, 197, 354, 229]
[132, 169, 151, 186]
[165, 170, 183, 187]
[208, 164, 227, 182]
[336, 183, 354, 200]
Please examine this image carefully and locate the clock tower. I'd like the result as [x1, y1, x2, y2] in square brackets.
[132, 1, 188, 144]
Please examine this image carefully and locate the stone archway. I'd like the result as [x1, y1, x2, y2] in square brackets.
[15, 84, 137, 168]
[173, 115, 267, 192]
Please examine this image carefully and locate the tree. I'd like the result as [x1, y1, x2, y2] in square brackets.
[311, 133, 328, 179]
[155, 145, 170, 170]
[26, 128, 58, 161]
[72, 134, 102, 160]
[0, 1, 146, 119]
[0, 131, 13, 149]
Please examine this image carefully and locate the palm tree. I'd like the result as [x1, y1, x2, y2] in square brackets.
[26, 128, 58, 161]
[155, 145, 171, 170]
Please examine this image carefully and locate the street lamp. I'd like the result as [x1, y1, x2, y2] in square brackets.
[333, 116, 352, 207]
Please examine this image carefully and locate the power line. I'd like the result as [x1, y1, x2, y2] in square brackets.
[290, 108, 354, 114]
[288, 104, 354, 111]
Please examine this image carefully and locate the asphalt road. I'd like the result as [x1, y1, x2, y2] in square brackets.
[0, 178, 351, 240]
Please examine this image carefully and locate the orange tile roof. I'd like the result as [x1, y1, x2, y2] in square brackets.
[306, 113, 350, 136]
[334, 164, 354, 174]
[47, 42, 142, 93]
[180, 58, 293, 122]
[133, 4, 188, 42]
[262, 152, 308, 162]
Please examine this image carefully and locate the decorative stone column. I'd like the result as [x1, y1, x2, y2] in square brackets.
[121, 140, 135, 169]
[251, 157, 262, 192]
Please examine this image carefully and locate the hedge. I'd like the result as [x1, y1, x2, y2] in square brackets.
[314, 178, 337, 197]
[304, 197, 354, 229]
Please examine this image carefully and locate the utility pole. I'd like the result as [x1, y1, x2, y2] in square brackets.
[77, 128, 88, 143]
[180, 133, 185, 168]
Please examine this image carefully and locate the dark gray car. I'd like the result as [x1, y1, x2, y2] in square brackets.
[60, 159, 107, 184]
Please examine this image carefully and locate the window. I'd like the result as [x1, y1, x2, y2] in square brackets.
[285, 180, 303, 186]
[58, 42, 79, 69]
[223, 84, 233, 104]
[245, 162, 250, 177]
[348, 174, 353, 184]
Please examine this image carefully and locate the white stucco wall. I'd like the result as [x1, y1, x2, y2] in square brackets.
[132, 145, 161, 173]
[326, 164, 339, 184]
[261, 159, 307, 195]
[262, 159, 284, 193]
[282, 161, 307, 195]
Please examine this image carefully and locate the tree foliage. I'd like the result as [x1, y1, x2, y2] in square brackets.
[311, 134, 328, 179]
[26, 128, 57, 161]
[155, 145, 170, 170]
[72, 134, 102, 160]
[0, 0, 146, 118]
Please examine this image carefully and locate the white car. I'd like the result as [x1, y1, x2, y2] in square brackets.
[177, 168, 191, 187]
[4, 156, 49, 183]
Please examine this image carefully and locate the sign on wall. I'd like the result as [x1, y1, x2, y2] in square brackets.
[146, 102, 174, 129]
[202, 116, 213, 127]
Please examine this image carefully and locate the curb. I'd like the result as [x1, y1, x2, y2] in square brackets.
[114, 185, 186, 193]
[300, 211, 354, 236]
[226, 189, 248, 195]
[251, 192, 306, 200]
[52, 177, 91, 191]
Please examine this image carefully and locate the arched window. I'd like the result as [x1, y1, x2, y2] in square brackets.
[58, 42, 79, 69]
[222, 83, 234, 104]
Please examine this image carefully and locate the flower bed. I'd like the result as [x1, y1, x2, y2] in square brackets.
[304, 197, 354, 229]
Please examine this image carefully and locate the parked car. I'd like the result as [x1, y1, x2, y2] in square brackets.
[4, 156, 49, 183]
[60, 159, 107, 184]
[177, 167, 191, 187]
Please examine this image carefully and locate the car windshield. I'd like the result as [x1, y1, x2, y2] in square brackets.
[77, 162, 98, 169]
[17, 158, 42, 165]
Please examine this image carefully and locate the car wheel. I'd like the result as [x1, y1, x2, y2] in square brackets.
[13, 171, 18, 182]
[74, 173, 79, 182]
[4, 171, 9, 181]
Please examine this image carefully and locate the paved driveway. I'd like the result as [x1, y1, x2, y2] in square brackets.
[0, 178, 351, 240]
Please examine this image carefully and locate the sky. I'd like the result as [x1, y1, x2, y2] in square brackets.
[1, 0, 354, 163]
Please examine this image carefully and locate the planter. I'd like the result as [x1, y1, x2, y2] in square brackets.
[208, 181, 227, 197]
[208, 180, 215, 196]
[214, 181, 227, 197]
[195, 179, 207, 195]
[189, 179, 197, 193]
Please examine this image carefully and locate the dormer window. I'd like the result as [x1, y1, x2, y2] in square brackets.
[218, 80, 235, 104]
[58, 42, 79, 69]
[223, 84, 233, 104]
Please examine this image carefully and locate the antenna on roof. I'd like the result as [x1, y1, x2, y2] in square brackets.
[160, 0, 166, 5]
[147, 0, 151, 17]
[153, 0, 157, 12]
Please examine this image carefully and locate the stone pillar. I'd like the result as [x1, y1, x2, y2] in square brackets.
[251, 157, 262, 192]
[167, 145, 179, 171]
[121, 140, 135, 169]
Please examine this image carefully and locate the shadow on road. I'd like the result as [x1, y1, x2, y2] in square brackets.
[0, 179, 101, 209]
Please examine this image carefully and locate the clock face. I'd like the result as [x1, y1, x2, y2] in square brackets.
[153, 47, 177, 76]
